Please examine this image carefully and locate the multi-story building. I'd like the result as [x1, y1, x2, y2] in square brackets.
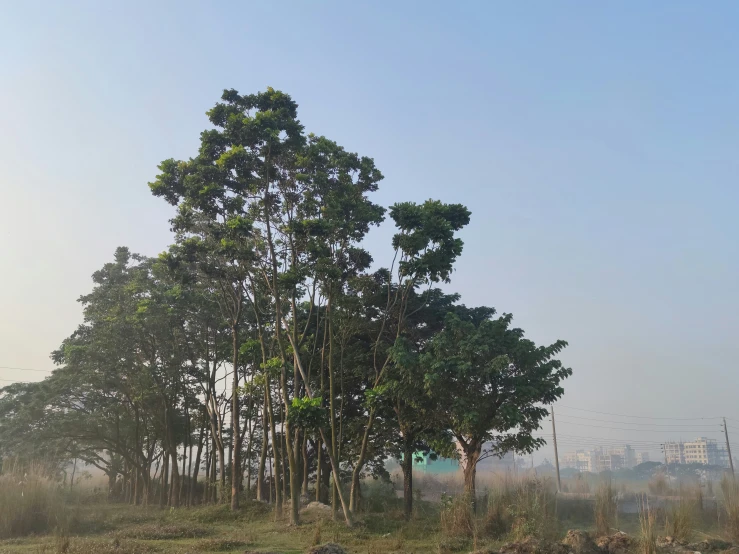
[664, 441, 685, 464]
[595, 452, 624, 472]
[609, 445, 637, 469]
[636, 452, 650, 465]
[663, 438, 728, 467]
[684, 438, 723, 466]
[562, 450, 594, 472]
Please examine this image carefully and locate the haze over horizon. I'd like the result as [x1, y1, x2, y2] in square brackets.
[2, 1, 738, 464]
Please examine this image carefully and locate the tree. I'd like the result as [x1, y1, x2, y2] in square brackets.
[423, 307, 571, 505]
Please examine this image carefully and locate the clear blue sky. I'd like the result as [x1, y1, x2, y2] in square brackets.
[2, 1, 738, 462]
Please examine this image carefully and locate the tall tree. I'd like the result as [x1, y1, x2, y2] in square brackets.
[423, 307, 571, 505]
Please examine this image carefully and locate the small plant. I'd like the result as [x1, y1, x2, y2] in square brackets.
[594, 480, 617, 536]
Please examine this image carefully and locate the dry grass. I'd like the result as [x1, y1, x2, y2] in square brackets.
[639, 497, 658, 554]
[664, 499, 694, 543]
[0, 471, 71, 539]
[720, 475, 739, 542]
[594, 480, 617, 536]
[440, 493, 475, 537]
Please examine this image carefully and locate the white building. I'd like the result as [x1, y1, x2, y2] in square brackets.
[664, 438, 728, 467]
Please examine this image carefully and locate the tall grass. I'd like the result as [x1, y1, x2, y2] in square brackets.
[0, 471, 69, 538]
[720, 475, 739, 542]
[638, 498, 658, 554]
[664, 499, 694, 543]
[594, 480, 617, 536]
[439, 493, 475, 537]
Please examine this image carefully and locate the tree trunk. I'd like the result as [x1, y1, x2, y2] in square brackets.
[231, 324, 241, 511]
[256, 393, 268, 502]
[462, 441, 482, 512]
[160, 452, 169, 508]
[302, 435, 309, 497]
[402, 439, 414, 520]
[265, 374, 282, 514]
[190, 421, 205, 506]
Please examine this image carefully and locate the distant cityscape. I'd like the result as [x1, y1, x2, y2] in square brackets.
[561, 437, 730, 473]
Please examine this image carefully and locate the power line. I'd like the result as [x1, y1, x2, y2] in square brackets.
[0, 366, 53, 373]
[554, 418, 726, 433]
[556, 404, 724, 421]
[555, 413, 721, 428]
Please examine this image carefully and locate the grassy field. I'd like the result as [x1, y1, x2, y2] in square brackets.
[1, 472, 737, 554]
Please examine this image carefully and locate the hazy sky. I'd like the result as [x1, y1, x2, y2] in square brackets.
[2, 1, 738, 463]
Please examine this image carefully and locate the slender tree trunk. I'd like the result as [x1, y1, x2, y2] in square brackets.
[302, 436, 309, 497]
[190, 421, 205, 506]
[315, 438, 322, 502]
[402, 438, 414, 520]
[462, 441, 482, 512]
[160, 451, 169, 508]
[349, 408, 375, 512]
[70, 458, 77, 493]
[257, 394, 268, 502]
[265, 374, 282, 514]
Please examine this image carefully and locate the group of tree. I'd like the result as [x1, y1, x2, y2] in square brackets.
[0, 88, 571, 525]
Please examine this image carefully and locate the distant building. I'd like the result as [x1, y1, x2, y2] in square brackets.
[636, 452, 650, 465]
[562, 450, 594, 472]
[664, 441, 685, 464]
[608, 445, 637, 469]
[664, 438, 728, 467]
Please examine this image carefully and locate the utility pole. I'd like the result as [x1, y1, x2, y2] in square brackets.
[661, 444, 669, 480]
[724, 418, 735, 478]
[551, 406, 561, 492]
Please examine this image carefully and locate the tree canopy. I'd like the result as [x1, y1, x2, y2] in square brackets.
[0, 87, 571, 525]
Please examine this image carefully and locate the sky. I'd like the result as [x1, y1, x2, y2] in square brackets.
[1, 1, 738, 464]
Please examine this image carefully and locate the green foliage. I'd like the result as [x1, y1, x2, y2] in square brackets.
[287, 396, 325, 431]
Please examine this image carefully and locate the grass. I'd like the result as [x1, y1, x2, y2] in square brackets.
[0, 473, 736, 553]
[721, 475, 739, 542]
[0, 470, 72, 539]
[594, 480, 617, 537]
[638, 498, 658, 554]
